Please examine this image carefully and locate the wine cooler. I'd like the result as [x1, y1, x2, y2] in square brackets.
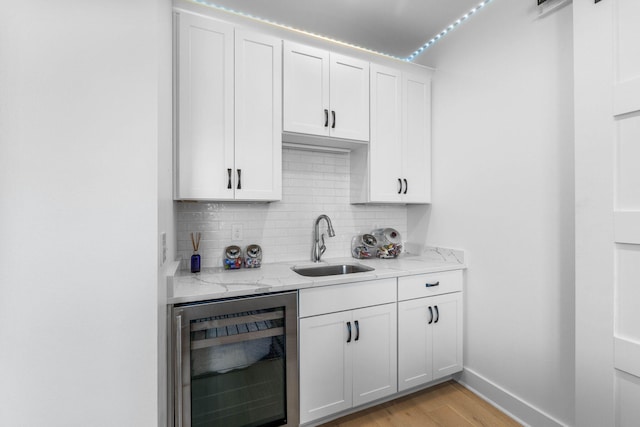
[171, 292, 298, 427]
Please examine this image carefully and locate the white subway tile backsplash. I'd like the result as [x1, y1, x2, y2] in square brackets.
[175, 148, 408, 269]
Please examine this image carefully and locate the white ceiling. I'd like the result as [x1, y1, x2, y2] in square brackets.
[197, 0, 489, 60]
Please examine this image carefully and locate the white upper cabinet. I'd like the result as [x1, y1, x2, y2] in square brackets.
[368, 64, 404, 202]
[402, 71, 432, 203]
[283, 41, 369, 142]
[282, 43, 329, 137]
[329, 53, 370, 141]
[176, 13, 234, 200]
[351, 64, 431, 204]
[234, 29, 282, 201]
[174, 12, 282, 201]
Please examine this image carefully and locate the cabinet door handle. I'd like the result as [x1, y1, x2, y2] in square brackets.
[346, 321, 352, 343]
[354, 320, 360, 341]
[434, 305, 440, 323]
[428, 306, 434, 324]
[174, 313, 183, 427]
[403, 178, 408, 194]
[398, 178, 403, 194]
[331, 110, 336, 129]
[227, 168, 232, 189]
[236, 169, 241, 190]
[425, 281, 440, 288]
[324, 109, 329, 127]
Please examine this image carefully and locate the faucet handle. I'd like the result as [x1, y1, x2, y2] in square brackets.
[319, 233, 327, 257]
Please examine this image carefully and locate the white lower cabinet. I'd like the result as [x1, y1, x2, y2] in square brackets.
[298, 272, 463, 424]
[398, 292, 463, 391]
[299, 280, 397, 424]
[299, 310, 353, 421]
[398, 271, 463, 392]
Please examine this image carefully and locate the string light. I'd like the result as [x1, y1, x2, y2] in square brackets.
[405, 0, 494, 61]
[187, 0, 494, 63]
[188, 0, 403, 60]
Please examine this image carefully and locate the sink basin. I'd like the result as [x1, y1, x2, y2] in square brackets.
[292, 263, 374, 277]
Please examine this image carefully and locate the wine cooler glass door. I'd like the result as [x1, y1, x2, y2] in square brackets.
[173, 292, 298, 427]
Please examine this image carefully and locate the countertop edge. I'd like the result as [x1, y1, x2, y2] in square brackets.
[167, 248, 466, 305]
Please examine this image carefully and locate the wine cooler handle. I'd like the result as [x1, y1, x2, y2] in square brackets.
[175, 313, 183, 427]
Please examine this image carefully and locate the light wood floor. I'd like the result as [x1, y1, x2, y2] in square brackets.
[320, 381, 522, 427]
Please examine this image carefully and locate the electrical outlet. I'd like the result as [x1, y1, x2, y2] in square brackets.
[232, 224, 243, 241]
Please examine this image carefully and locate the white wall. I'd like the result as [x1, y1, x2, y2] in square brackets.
[0, 1, 166, 425]
[415, 1, 575, 425]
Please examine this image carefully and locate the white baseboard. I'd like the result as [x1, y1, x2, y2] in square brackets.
[455, 368, 568, 427]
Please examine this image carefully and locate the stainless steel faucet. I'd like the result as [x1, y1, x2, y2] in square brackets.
[312, 214, 335, 262]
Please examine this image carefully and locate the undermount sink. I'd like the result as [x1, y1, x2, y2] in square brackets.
[292, 263, 375, 277]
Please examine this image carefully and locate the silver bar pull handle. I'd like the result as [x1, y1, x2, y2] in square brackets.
[175, 314, 183, 427]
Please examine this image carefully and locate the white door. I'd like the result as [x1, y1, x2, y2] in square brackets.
[431, 293, 463, 380]
[282, 41, 329, 137]
[369, 64, 403, 202]
[329, 53, 370, 141]
[398, 297, 434, 391]
[299, 311, 353, 424]
[575, 1, 640, 425]
[175, 13, 234, 200]
[234, 30, 282, 201]
[402, 71, 431, 203]
[351, 303, 397, 406]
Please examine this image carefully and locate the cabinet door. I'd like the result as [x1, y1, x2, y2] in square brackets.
[351, 303, 397, 406]
[299, 311, 353, 424]
[283, 41, 330, 137]
[398, 292, 463, 392]
[329, 54, 370, 141]
[369, 64, 403, 202]
[398, 297, 434, 391]
[234, 30, 282, 201]
[431, 292, 463, 380]
[175, 13, 234, 200]
[402, 71, 431, 203]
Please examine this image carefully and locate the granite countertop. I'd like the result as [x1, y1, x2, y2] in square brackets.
[167, 247, 465, 305]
